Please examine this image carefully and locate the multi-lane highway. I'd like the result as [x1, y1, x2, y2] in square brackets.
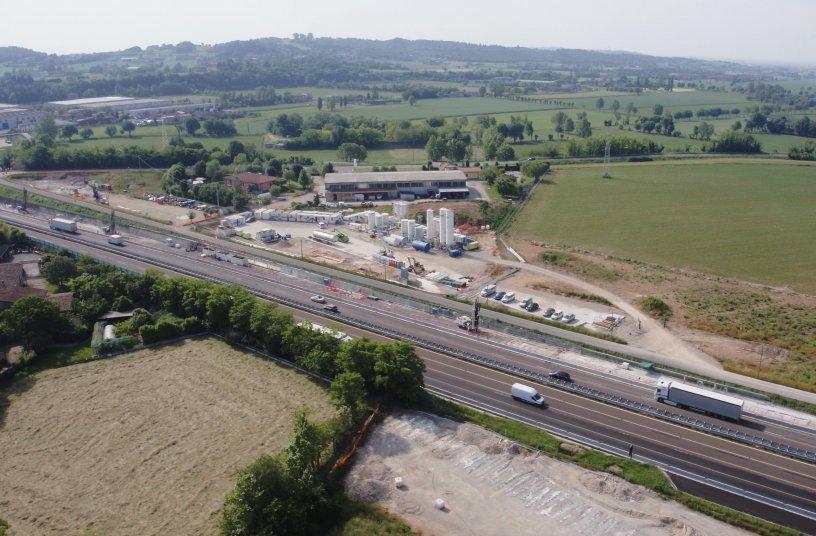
[3, 209, 816, 532]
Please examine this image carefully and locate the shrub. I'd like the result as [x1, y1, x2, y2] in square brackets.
[641, 296, 672, 319]
[139, 319, 183, 344]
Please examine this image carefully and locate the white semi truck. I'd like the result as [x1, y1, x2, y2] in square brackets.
[654, 380, 744, 421]
[49, 217, 77, 233]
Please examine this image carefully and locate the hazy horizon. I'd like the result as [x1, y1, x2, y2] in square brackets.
[3, 0, 816, 67]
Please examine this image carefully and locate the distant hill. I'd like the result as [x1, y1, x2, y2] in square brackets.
[0, 46, 47, 63]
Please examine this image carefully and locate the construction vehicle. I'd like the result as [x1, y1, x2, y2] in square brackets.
[406, 256, 425, 275]
[456, 315, 473, 330]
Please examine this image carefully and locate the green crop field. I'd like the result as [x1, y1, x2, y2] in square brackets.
[510, 159, 816, 293]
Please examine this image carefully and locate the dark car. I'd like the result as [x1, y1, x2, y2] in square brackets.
[493, 291, 506, 301]
[525, 302, 540, 312]
[323, 304, 339, 313]
[548, 371, 572, 382]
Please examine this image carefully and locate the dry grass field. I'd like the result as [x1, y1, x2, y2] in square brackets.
[0, 338, 335, 536]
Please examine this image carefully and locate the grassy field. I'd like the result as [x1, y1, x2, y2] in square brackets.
[510, 158, 816, 293]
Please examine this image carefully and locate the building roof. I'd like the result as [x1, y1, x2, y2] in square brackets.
[325, 170, 466, 184]
[49, 96, 134, 106]
[0, 286, 46, 304]
[0, 263, 24, 284]
[47, 292, 73, 312]
[228, 172, 280, 185]
[459, 167, 482, 173]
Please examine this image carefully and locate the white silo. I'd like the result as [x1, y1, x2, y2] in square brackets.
[407, 220, 416, 239]
[426, 209, 435, 240]
[440, 207, 455, 247]
[367, 211, 377, 230]
[433, 217, 441, 240]
[400, 219, 412, 238]
[394, 201, 409, 220]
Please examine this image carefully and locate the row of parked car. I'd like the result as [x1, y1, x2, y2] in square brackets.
[480, 285, 576, 323]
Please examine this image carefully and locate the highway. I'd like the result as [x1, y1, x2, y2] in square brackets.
[4, 210, 816, 532]
[2, 174, 813, 405]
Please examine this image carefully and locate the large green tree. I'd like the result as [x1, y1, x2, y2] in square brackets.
[1, 296, 67, 352]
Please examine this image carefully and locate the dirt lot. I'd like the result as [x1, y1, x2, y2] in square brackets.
[0, 338, 335, 536]
[347, 412, 748, 536]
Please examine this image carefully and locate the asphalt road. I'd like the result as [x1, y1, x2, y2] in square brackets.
[3, 175, 813, 404]
[4, 211, 816, 530]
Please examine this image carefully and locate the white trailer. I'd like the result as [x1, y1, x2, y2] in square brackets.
[312, 230, 338, 243]
[49, 217, 77, 233]
[655, 380, 743, 421]
[107, 234, 123, 245]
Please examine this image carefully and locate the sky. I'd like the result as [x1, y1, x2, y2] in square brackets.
[3, 0, 815, 65]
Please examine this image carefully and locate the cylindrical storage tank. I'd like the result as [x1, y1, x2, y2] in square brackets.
[367, 211, 377, 229]
[400, 219, 412, 238]
[433, 217, 441, 240]
[312, 230, 338, 242]
[426, 209, 435, 237]
[103, 324, 116, 340]
[440, 207, 455, 248]
[414, 224, 427, 241]
[384, 234, 404, 247]
[412, 240, 431, 253]
[394, 200, 409, 220]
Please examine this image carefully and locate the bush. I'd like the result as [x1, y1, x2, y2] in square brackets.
[138, 319, 183, 344]
[641, 296, 672, 319]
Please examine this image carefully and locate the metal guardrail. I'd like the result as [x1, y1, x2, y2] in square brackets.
[19, 222, 816, 466]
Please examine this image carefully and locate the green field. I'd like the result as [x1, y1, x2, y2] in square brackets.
[510, 159, 816, 293]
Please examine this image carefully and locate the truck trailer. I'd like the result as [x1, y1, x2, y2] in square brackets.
[49, 217, 77, 233]
[654, 380, 743, 421]
[107, 234, 123, 246]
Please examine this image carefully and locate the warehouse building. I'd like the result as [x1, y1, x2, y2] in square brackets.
[323, 170, 469, 202]
[47, 96, 174, 112]
[0, 104, 41, 133]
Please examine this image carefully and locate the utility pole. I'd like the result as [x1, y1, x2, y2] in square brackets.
[602, 136, 612, 179]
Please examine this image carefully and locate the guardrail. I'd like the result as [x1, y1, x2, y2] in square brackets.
[19, 221, 816, 466]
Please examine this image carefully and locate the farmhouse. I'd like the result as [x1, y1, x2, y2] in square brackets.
[225, 172, 282, 194]
[324, 170, 468, 202]
[0, 104, 41, 133]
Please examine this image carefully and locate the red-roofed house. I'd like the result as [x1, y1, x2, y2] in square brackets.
[225, 172, 282, 194]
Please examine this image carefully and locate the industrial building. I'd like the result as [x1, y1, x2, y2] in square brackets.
[46, 96, 209, 119]
[0, 104, 41, 133]
[323, 170, 469, 202]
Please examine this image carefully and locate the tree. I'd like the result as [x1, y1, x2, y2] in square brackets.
[372, 342, 426, 403]
[337, 142, 367, 162]
[40, 254, 77, 290]
[34, 113, 58, 145]
[316, 97, 323, 110]
[697, 121, 715, 141]
[575, 117, 592, 138]
[426, 116, 445, 128]
[481, 126, 506, 160]
[481, 166, 501, 186]
[521, 161, 550, 180]
[329, 371, 366, 416]
[285, 408, 330, 480]
[60, 125, 78, 141]
[298, 168, 312, 189]
[653, 104, 664, 116]
[611, 100, 621, 113]
[184, 117, 201, 136]
[120, 120, 136, 137]
[551, 111, 568, 133]
[495, 143, 515, 161]
[1, 296, 67, 352]
[203, 118, 237, 137]
[596, 97, 605, 110]
[227, 140, 245, 160]
[104, 125, 117, 138]
[495, 174, 521, 197]
[337, 338, 380, 388]
[564, 117, 575, 133]
[408, 95, 416, 106]
[731, 120, 743, 131]
[233, 190, 250, 211]
[80, 127, 94, 140]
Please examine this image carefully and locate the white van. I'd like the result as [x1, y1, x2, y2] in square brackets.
[501, 291, 515, 303]
[481, 284, 497, 297]
[511, 383, 545, 406]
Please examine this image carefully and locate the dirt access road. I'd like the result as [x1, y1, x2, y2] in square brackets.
[0, 338, 335, 536]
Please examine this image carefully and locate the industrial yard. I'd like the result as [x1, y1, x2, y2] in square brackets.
[0, 339, 335, 536]
[346, 412, 749, 536]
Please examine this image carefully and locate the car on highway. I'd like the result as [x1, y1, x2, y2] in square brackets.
[562, 313, 576, 323]
[510, 383, 545, 407]
[543, 307, 555, 318]
[551, 311, 564, 320]
[549, 371, 572, 382]
[323, 304, 339, 313]
[311, 295, 326, 303]
[493, 291, 506, 301]
[525, 302, 540, 312]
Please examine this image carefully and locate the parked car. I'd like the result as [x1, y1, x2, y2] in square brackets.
[520, 296, 532, 307]
[562, 313, 576, 323]
[481, 284, 496, 297]
[493, 291, 506, 301]
[323, 304, 339, 313]
[501, 292, 515, 304]
[551, 311, 564, 321]
[543, 307, 556, 318]
[525, 302, 540, 312]
[311, 295, 326, 303]
[549, 371, 572, 382]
